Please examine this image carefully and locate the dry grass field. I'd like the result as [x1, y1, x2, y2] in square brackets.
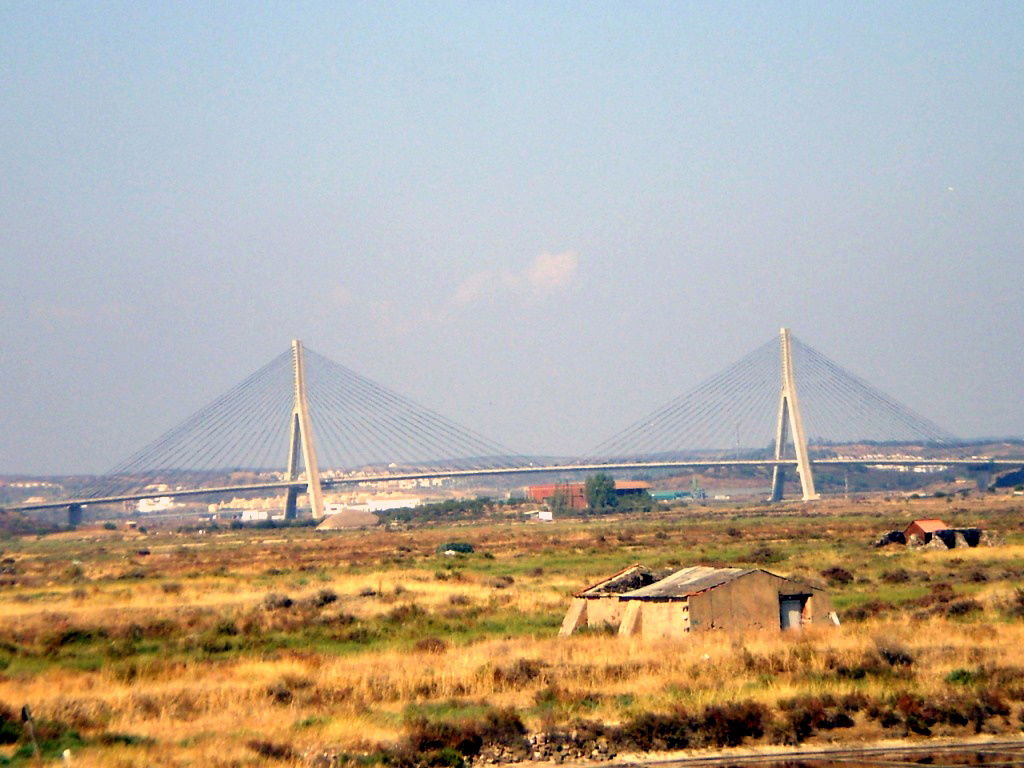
[1, 493, 1024, 766]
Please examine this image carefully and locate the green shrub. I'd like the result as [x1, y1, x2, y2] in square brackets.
[247, 739, 297, 760]
[492, 659, 546, 689]
[946, 668, 979, 686]
[622, 709, 694, 750]
[97, 731, 156, 746]
[821, 566, 854, 585]
[774, 695, 855, 743]
[747, 545, 782, 564]
[415, 637, 448, 654]
[875, 641, 915, 667]
[946, 599, 982, 617]
[0, 705, 20, 745]
[262, 593, 293, 610]
[880, 568, 912, 584]
[697, 701, 768, 747]
[1006, 588, 1024, 619]
[310, 589, 338, 607]
[402, 707, 527, 762]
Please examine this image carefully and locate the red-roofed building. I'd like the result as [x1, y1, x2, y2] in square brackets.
[525, 479, 653, 510]
[526, 482, 587, 510]
[904, 519, 947, 542]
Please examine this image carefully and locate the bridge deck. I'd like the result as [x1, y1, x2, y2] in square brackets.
[6, 457, 1021, 512]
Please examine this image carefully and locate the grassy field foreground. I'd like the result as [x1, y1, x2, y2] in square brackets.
[1, 495, 1024, 766]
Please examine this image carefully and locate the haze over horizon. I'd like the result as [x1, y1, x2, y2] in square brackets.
[2, 2, 1023, 475]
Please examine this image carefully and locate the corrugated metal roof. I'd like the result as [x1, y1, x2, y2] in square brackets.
[621, 565, 755, 599]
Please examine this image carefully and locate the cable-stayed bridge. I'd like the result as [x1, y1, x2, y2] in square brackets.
[8, 329, 1021, 523]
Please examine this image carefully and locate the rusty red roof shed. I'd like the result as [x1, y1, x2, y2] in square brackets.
[905, 519, 948, 539]
[907, 518, 946, 532]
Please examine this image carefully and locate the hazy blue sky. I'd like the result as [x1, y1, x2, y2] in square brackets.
[2, 2, 1022, 474]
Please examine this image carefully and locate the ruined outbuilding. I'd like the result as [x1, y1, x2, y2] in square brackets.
[905, 518, 948, 542]
[560, 564, 835, 640]
[874, 519, 988, 549]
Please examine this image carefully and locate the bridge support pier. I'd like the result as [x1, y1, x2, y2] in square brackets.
[67, 503, 83, 528]
[770, 464, 787, 503]
[283, 487, 300, 520]
[286, 340, 325, 520]
[971, 466, 993, 493]
[770, 328, 819, 502]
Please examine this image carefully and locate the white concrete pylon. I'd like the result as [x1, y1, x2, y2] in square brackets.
[770, 328, 819, 502]
[286, 339, 325, 519]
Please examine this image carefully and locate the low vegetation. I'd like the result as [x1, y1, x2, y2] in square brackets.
[0, 494, 1023, 765]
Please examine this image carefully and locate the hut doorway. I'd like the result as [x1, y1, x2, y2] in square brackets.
[779, 594, 809, 629]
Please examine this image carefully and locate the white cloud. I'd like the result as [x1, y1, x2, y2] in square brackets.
[454, 251, 579, 306]
[317, 251, 580, 336]
[526, 251, 578, 294]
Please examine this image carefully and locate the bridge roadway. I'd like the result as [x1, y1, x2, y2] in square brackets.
[6, 457, 1022, 513]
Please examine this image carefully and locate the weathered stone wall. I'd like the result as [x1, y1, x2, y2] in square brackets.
[687, 571, 779, 632]
[559, 598, 587, 636]
[586, 597, 625, 628]
[618, 601, 643, 637]
[636, 600, 689, 640]
[686, 572, 833, 633]
[803, 590, 834, 624]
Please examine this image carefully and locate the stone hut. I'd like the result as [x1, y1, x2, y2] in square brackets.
[902, 519, 986, 549]
[560, 564, 835, 640]
[904, 519, 948, 544]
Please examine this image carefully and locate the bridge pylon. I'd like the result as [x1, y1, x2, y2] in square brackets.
[284, 340, 325, 520]
[770, 328, 819, 502]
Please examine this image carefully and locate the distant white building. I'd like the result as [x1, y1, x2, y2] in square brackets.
[346, 496, 422, 513]
[372, 496, 421, 511]
[395, 477, 447, 489]
[137, 496, 175, 513]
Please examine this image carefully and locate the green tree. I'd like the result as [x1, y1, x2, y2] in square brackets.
[549, 488, 571, 515]
[617, 490, 654, 514]
[585, 473, 617, 511]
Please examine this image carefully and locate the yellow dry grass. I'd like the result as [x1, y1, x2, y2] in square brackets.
[4, 617, 1024, 766]
[1, 494, 1023, 765]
